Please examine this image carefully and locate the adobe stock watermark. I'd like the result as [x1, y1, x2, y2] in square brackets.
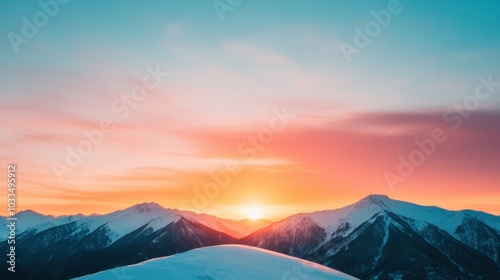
[339, 0, 410, 64]
[213, 0, 244, 21]
[51, 65, 169, 182]
[185, 107, 295, 211]
[385, 74, 500, 191]
[7, 0, 71, 54]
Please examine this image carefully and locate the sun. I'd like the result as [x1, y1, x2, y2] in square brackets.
[246, 207, 262, 220]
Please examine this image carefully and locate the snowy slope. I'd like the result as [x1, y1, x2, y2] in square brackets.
[383, 196, 500, 233]
[0, 210, 84, 240]
[241, 194, 500, 279]
[74, 245, 358, 280]
[265, 194, 402, 241]
[72, 202, 181, 244]
[0, 203, 270, 242]
[285, 194, 500, 239]
[0, 210, 53, 239]
[67, 203, 268, 244]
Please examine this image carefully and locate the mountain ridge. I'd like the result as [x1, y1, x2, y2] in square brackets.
[239, 195, 500, 279]
[1, 195, 499, 279]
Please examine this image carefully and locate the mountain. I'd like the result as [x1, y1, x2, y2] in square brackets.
[176, 210, 272, 238]
[240, 195, 500, 279]
[74, 245, 358, 280]
[0, 203, 237, 280]
[227, 218, 274, 237]
[0, 210, 84, 240]
[3, 196, 500, 279]
[0, 204, 269, 241]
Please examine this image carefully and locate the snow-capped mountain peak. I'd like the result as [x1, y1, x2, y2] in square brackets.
[128, 202, 166, 214]
[15, 209, 49, 217]
[75, 203, 182, 244]
[355, 194, 391, 208]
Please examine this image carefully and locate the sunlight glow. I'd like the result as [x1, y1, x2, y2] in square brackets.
[246, 207, 262, 220]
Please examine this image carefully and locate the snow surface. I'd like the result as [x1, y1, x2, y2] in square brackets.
[0, 202, 267, 242]
[385, 197, 500, 234]
[277, 194, 500, 241]
[0, 210, 84, 240]
[72, 203, 181, 244]
[0, 203, 183, 243]
[284, 195, 393, 238]
[74, 245, 358, 280]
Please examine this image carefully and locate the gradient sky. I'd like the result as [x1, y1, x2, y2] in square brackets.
[1, 0, 500, 219]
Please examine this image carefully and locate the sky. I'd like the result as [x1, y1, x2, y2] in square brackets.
[1, 0, 500, 220]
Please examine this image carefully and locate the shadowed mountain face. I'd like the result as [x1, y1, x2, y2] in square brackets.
[240, 216, 326, 257]
[58, 218, 237, 279]
[309, 212, 500, 279]
[454, 215, 500, 264]
[1, 195, 499, 279]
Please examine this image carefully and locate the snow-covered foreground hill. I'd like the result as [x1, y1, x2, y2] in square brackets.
[74, 245, 358, 280]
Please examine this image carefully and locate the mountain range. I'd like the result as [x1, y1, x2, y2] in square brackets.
[1, 195, 499, 279]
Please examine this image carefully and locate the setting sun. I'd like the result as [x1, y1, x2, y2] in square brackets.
[246, 207, 263, 220]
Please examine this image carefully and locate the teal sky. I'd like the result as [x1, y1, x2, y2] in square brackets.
[2, 0, 500, 111]
[1, 1, 500, 216]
